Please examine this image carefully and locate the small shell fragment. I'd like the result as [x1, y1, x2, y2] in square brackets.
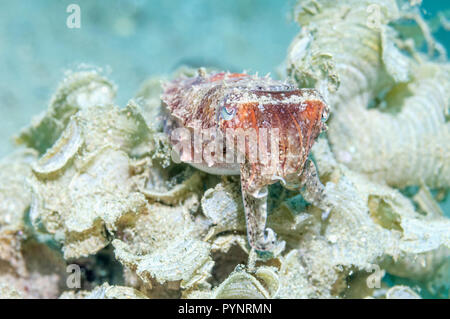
[213, 266, 278, 299]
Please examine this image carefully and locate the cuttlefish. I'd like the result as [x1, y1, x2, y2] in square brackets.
[162, 69, 329, 252]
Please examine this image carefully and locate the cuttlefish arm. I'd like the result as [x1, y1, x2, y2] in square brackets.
[287, 159, 331, 212]
[239, 160, 276, 252]
[298, 159, 325, 204]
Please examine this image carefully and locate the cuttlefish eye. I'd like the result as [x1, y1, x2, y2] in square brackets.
[221, 105, 236, 120]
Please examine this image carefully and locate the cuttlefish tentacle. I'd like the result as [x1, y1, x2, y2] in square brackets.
[240, 160, 276, 252]
[287, 159, 330, 211]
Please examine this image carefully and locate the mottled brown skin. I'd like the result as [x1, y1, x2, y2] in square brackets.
[221, 94, 327, 194]
[162, 70, 329, 252]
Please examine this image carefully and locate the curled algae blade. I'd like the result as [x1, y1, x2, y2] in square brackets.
[32, 120, 82, 175]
